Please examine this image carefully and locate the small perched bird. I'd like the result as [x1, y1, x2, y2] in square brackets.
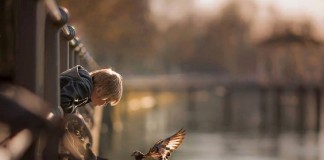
[131, 129, 186, 160]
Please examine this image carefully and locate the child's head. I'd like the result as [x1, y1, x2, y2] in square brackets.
[90, 68, 123, 106]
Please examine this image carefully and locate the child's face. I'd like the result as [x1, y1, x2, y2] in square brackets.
[90, 91, 108, 107]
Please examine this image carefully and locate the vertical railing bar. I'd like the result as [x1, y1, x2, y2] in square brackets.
[74, 43, 83, 65]
[15, 0, 44, 95]
[43, 6, 68, 160]
[60, 31, 69, 72]
[14, 0, 46, 159]
[69, 37, 79, 67]
[60, 25, 75, 72]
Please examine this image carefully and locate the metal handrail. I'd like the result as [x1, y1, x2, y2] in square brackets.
[42, 0, 100, 70]
[43, 0, 73, 43]
[43, 0, 61, 22]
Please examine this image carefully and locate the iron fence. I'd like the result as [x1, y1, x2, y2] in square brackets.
[0, 0, 101, 159]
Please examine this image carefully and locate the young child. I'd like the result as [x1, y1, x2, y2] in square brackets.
[60, 65, 123, 114]
[60, 65, 120, 160]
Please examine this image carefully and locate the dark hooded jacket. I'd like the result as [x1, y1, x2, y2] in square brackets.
[60, 65, 93, 113]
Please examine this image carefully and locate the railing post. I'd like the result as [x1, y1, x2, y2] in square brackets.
[43, 6, 67, 160]
[14, 0, 45, 96]
[44, 6, 67, 108]
[14, 0, 46, 159]
[60, 25, 75, 72]
[74, 43, 83, 65]
[69, 37, 80, 67]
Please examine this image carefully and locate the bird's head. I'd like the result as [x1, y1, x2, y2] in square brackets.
[131, 150, 144, 158]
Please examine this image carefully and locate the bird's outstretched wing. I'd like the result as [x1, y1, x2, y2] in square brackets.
[146, 129, 186, 160]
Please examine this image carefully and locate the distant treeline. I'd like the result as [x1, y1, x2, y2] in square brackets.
[59, 0, 323, 85]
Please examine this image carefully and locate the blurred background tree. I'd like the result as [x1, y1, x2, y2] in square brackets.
[59, 0, 259, 76]
[59, 0, 156, 73]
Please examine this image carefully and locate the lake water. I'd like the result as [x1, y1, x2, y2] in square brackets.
[173, 131, 323, 160]
[100, 89, 324, 160]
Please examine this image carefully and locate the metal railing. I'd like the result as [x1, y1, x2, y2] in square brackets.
[1, 0, 101, 159]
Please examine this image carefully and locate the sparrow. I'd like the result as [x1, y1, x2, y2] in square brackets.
[131, 129, 186, 160]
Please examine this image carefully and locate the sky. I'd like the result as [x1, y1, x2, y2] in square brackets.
[149, 0, 324, 39]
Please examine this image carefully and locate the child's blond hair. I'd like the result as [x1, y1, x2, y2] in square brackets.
[90, 68, 123, 106]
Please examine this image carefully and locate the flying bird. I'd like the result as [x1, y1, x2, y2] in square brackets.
[131, 129, 186, 160]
